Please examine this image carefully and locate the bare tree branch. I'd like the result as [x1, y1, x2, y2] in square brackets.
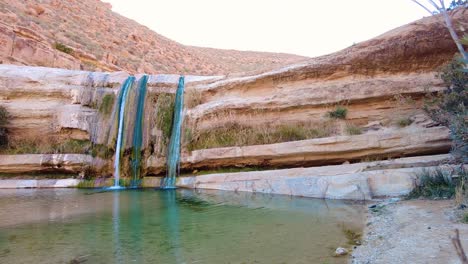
[452, 229, 468, 264]
[410, 0, 468, 60]
[438, 1, 468, 60]
[411, 0, 435, 14]
[427, 0, 442, 10]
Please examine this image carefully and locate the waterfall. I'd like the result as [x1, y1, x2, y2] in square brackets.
[112, 76, 135, 189]
[131, 75, 148, 187]
[162, 76, 185, 189]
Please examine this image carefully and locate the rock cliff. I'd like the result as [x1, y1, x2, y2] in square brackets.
[0, 8, 466, 182]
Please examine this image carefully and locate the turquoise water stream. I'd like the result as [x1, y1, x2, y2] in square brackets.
[112, 76, 136, 189]
[162, 76, 185, 188]
[131, 75, 148, 186]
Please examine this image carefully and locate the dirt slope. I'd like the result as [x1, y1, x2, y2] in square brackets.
[0, 0, 307, 75]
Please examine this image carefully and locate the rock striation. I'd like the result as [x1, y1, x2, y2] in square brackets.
[185, 9, 467, 132]
[0, 8, 466, 196]
[177, 155, 455, 200]
[0, 154, 100, 174]
[185, 126, 450, 169]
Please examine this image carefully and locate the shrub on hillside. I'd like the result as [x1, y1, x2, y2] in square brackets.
[54, 42, 74, 54]
[327, 106, 348, 119]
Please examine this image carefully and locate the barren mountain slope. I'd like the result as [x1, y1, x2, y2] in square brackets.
[0, 0, 307, 75]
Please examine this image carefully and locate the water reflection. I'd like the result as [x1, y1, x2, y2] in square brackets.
[160, 190, 182, 263]
[112, 191, 122, 263]
[0, 189, 365, 264]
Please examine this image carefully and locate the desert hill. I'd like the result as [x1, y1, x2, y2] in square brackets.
[0, 0, 308, 75]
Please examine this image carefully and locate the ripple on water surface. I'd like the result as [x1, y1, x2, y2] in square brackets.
[0, 189, 366, 264]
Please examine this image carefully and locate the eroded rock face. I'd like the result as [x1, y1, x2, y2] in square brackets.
[0, 179, 80, 189]
[177, 155, 454, 200]
[0, 65, 127, 141]
[185, 8, 467, 131]
[0, 9, 465, 178]
[0, 154, 99, 174]
[147, 126, 451, 174]
[0, 65, 222, 140]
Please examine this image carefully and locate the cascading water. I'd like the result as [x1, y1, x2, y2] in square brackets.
[131, 75, 148, 187]
[111, 76, 135, 189]
[161, 76, 185, 189]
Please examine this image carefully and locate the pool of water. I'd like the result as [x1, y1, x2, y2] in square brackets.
[0, 189, 365, 264]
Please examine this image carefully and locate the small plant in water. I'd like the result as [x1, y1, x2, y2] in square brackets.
[327, 106, 348, 119]
[77, 180, 95, 189]
[341, 227, 362, 245]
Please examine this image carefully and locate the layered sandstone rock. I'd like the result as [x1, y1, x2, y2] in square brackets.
[0, 64, 222, 142]
[0, 179, 80, 188]
[177, 155, 455, 200]
[165, 9, 467, 173]
[0, 9, 465, 181]
[0, 65, 127, 140]
[0, 154, 100, 174]
[147, 126, 451, 174]
[185, 9, 467, 132]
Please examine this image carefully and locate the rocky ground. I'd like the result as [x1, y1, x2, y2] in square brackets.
[351, 199, 468, 264]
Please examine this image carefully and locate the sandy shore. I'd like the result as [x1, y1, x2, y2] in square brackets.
[351, 199, 468, 264]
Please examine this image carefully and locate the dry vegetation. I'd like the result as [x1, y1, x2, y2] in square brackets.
[0, 137, 92, 155]
[185, 88, 204, 109]
[345, 123, 363, 135]
[184, 121, 338, 151]
[0, 136, 113, 158]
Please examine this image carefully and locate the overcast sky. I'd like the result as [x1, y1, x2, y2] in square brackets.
[106, 0, 436, 57]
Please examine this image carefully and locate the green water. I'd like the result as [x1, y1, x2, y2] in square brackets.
[0, 189, 365, 264]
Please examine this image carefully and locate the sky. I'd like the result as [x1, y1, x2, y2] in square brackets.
[106, 0, 435, 58]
